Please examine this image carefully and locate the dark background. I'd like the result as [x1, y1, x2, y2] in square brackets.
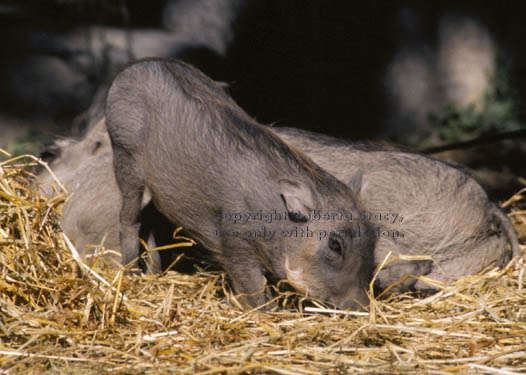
[0, 0, 525, 196]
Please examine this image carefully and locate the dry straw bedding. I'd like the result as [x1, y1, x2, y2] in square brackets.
[0, 153, 525, 374]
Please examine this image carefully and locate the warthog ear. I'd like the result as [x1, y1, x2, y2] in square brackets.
[279, 179, 316, 222]
[347, 169, 364, 197]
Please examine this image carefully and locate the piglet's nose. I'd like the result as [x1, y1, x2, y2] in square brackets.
[339, 289, 370, 311]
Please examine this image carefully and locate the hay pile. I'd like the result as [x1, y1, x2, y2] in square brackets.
[1, 152, 525, 374]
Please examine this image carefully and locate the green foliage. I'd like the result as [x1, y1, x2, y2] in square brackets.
[427, 60, 524, 144]
[6, 129, 52, 158]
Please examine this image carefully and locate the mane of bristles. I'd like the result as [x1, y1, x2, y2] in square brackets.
[0, 151, 524, 374]
[149, 59, 342, 193]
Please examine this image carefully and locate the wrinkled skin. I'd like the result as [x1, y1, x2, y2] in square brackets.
[105, 59, 374, 309]
[273, 126, 520, 292]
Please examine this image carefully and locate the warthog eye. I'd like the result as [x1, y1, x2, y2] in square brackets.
[92, 141, 102, 155]
[326, 234, 343, 261]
